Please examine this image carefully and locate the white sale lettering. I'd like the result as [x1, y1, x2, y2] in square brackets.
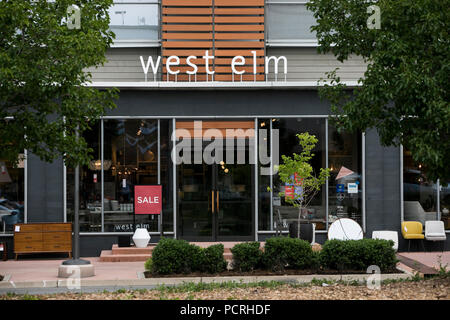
[137, 196, 159, 204]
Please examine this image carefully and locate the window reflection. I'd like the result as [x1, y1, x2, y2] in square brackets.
[0, 158, 24, 232]
[328, 127, 362, 228]
[108, 2, 159, 41]
[272, 118, 327, 231]
[403, 149, 438, 225]
[104, 119, 158, 232]
[67, 123, 101, 232]
[440, 181, 450, 230]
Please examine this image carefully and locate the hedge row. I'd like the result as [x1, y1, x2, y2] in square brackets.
[147, 238, 227, 275]
[145, 237, 397, 275]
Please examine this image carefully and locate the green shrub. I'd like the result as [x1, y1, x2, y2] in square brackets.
[150, 239, 227, 275]
[262, 237, 315, 271]
[320, 239, 398, 272]
[151, 238, 203, 274]
[231, 242, 262, 272]
[201, 244, 228, 274]
[144, 258, 153, 272]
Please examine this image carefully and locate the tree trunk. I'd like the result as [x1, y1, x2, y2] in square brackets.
[297, 205, 302, 239]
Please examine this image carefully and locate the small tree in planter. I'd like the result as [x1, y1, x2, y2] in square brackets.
[276, 132, 330, 239]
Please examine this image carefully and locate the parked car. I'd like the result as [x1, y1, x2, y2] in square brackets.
[0, 200, 23, 232]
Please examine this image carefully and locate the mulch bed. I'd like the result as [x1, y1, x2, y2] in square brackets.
[144, 268, 400, 278]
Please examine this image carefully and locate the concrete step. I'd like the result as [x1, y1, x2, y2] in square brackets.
[100, 250, 231, 262]
[111, 244, 155, 255]
[100, 250, 151, 262]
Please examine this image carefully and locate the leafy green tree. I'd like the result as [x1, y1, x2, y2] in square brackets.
[275, 132, 330, 238]
[307, 0, 449, 181]
[0, 0, 117, 168]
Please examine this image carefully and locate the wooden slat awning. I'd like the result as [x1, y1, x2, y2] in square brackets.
[161, 0, 265, 82]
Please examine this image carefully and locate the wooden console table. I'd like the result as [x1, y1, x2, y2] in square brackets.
[14, 223, 72, 260]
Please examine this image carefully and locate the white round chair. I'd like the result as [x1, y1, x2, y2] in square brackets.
[328, 218, 363, 240]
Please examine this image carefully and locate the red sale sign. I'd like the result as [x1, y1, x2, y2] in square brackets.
[134, 185, 162, 214]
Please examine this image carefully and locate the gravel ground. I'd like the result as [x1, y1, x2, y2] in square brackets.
[1, 277, 449, 300]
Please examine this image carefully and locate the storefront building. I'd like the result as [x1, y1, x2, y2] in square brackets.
[1, 0, 448, 257]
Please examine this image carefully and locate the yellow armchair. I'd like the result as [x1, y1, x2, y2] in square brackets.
[401, 221, 425, 251]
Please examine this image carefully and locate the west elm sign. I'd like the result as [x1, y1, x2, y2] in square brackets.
[134, 185, 162, 214]
[139, 50, 288, 81]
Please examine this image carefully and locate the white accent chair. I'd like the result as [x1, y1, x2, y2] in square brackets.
[425, 221, 447, 251]
[404, 201, 437, 225]
[372, 231, 399, 252]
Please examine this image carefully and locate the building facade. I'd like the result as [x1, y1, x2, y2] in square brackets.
[1, 0, 448, 257]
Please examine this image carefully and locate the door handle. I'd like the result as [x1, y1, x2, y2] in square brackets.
[211, 190, 215, 213]
[216, 191, 219, 213]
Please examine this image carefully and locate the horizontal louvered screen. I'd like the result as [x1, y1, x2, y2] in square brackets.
[162, 0, 214, 81]
[176, 121, 255, 138]
[161, 0, 265, 82]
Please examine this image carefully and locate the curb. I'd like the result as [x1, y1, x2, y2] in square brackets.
[0, 273, 412, 290]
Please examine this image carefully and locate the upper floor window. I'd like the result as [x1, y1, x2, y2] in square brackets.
[109, 0, 159, 46]
[266, 0, 317, 46]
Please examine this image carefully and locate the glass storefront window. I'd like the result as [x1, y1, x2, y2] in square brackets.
[272, 118, 327, 231]
[328, 127, 362, 228]
[66, 122, 102, 232]
[104, 119, 158, 232]
[403, 148, 438, 225]
[0, 157, 25, 232]
[66, 119, 174, 234]
[159, 120, 174, 232]
[64, 117, 367, 235]
[440, 181, 450, 230]
[258, 119, 271, 231]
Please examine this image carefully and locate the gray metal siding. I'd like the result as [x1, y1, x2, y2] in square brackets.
[87, 47, 366, 83]
[106, 89, 331, 117]
[86, 48, 161, 82]
[266, 48, 366, 82]
[365, 129, 403, 242]
[27, 154, 64, 223]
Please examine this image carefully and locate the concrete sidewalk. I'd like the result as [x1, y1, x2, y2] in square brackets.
[0, 257, 143, 282]
[1, 251, 448, 292]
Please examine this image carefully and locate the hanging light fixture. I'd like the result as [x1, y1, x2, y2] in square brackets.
[89, 159, 112, 171]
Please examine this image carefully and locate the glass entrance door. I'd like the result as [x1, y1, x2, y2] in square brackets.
[176, 120, 255, 241]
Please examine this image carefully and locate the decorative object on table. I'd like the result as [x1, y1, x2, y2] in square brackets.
[372, 230, 399, 252]
[328, 218, 363, 240]
[424, 221, 446, 252]
[103, 199, 111, 211]
[132, 228, 151, 248]
[110, 200, 120, 211]
[401, 221, 425, 252]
